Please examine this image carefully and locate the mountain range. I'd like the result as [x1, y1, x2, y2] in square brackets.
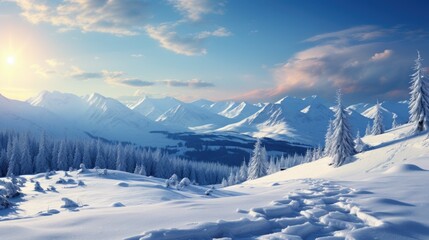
[0, 91, 410, 154]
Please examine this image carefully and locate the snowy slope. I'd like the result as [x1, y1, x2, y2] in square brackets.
[157, 103, 232, 130]
[28, 91, 178, 147]
[219, 101, 261, 121]
[130, 96, 183, 121]
[0, 123, 428, 239]
[0, 93, 84, 138]
[362, 100, 409, 127]
[218, 96, 369, 145]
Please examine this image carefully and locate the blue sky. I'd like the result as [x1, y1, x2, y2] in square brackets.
[0, 0, 428, 104]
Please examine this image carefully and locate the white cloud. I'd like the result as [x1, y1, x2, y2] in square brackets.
[238, 26, 411, 102]
[162, 78, 214, 88]
[169, 0, 224, 21]
[102, 70, 154, 87]
[145, 24, 230, 56]
[371, 49, 393, 61]
[14, 0, 149, 36]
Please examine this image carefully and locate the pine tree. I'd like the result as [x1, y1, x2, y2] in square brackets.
[116, 145, 127, 172]
[330, 90, 356, 167]
[94, 140, 106, 169]
[72, 144, 82, 169]
[354, 131, 367, 153]
[247, 138, 268, 180]
[35, 134, 49, 173]
[238, 160, 248, 182]
[7, 137, 20, 176]
[57, 140, 69, 171]
[324, 120, 334, 156]
[409, 51, 429, 132]
[365, 122, 372, 136]
[20, 134, 33, 175]
[392, 114, 398, 129]
[82, 143, 92, 169]
[371, 101, 384, 135]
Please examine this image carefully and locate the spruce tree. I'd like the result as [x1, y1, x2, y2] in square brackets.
[365, 122, 372, 136]
[409, 51, 429, 132]
[392, 114, 398, 129]
[324, 120, 334, 156]
[247, 138, 268, 180]
[330, 90, 356, 167]
[35, 134, 49, 173]
[371, 101, 384, 135]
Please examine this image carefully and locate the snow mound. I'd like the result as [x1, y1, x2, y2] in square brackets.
[111, 202, 125, 207]
[384, 164, 427, 174]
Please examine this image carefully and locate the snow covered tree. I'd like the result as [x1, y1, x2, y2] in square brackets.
[82, 144, 92, 169]
[20, 134, 33, 175]
[330, 90, 356, 167]
[35, 134, 49, 173]
[371, 101, 384, 135]
[238, 160, 248, 182]
[57, 140, 69, 171]
[392, 114, 398, 129]
[116, 145, 127, 172]
[247, 138, 268, 180]
[7, 137, 20, 177]
[324, 120, 334, 156]
[365, 122, 372, 136]
[354, 131, 368, 153]
[94, 140, 106, 169]
[409, 51, 429, 133]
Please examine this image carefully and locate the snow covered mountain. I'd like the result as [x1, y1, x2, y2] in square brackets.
[0, 93, 84, 138]
[130, 96, 183, 121]
[0, 90, 411, 149]
[28, 91, 178, 147]
[1, 123, 427, 239]
[156, 103, 232, 130]
[217, 96, 369, 145]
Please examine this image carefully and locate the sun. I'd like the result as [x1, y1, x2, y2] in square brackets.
[6, 55, 16, 65]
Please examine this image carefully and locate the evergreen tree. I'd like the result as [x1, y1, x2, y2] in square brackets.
[35, 134, 49, 173]
[330, 90, 356, 167]
[409, 51, 429, 132]
[354, 131, 367, 153]
[7, 137, 20, 176]
[324, 120, 334, 156]
[392, 114, 398, 129]
[238, 160, 248, 182]
[94, 140, 106, 169]
[247, 138, 268, 180]
[72, 144, 82, 169]
[57, 140, 69, 171]
[82, 143, 92, 169]
[365, 122, 372, 136]
[116, 145, 127, 172]
[371, 101, 384, 135]
[20, 134, 33, 174]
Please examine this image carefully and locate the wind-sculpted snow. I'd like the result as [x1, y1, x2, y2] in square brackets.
[130, 179, 385, 240]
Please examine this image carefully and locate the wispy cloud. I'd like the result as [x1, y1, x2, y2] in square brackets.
[305, 25, 391, 43]
[168, 0, 224, 21]
[370, 49, 393, 61]
[102, 70, 154, 87]
[14, 0, 149, 36]
[131, 54, 144, 58]
[69, 66, 103, 80]
[30, 64, 56, 78]
[162, 79, 214, 88]
[145, 24, 230, 56]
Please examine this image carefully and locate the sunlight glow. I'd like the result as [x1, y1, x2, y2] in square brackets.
[6, 55, 15, 65]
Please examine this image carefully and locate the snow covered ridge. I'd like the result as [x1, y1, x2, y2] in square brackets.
[0, 123, 428, 239]
[0, 90, 408, 148]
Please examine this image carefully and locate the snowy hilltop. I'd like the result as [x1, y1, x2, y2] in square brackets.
[0, 122, 428, 239]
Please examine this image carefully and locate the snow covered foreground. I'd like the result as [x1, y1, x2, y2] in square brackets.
[1, 124, 429, 240]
